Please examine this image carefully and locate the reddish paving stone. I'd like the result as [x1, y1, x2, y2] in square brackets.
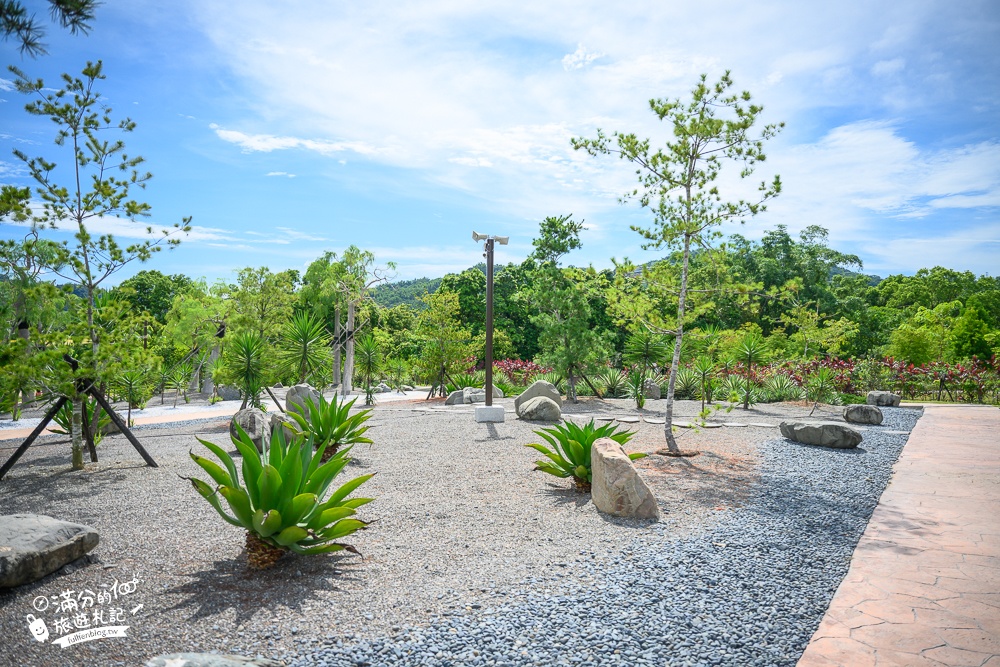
[797, 406, 1000, 667]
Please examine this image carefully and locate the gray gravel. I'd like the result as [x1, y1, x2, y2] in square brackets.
[287, 406, 922, 667]
[0, 399, 920, 667]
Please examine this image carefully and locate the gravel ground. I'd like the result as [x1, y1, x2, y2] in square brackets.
[0, 397, 919, 667]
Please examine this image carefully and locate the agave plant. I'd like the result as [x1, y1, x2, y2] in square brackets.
[288, 394, 373, 460]
[525, 420, 642, 492]
[51, 397, 111, 445]
[594, 367, 625, 398]
[187, 426, 374, 570]
[674, 367, 700, 400]
[721, 375, 763, 409]
[763, 373, 805, 403]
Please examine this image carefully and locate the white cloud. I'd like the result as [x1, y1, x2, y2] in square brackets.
[871, 57, 905, 77]
[562, 44, 603, 70]
[209, 124, 381, 158]
[0, 78, 13, 92]
[265, 171, 296, 177]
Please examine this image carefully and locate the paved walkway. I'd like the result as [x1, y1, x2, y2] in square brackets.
[798, 405, 1000, 667]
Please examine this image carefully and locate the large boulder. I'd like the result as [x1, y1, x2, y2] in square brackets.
[779, 421, 863, 449]
[0, 514, 99, 588]
[866, 390, 901, 407]
[286, 384, 321, 416]
[844, 404, 884, 425]
[216, 385, 241, 401]
[642, 378, 661, 400]
[514, 380, 562, 413]
[463, 387, 487, 404]
[145, 655, 283, 667]
[517, 396, 561, 421]
[591, 439, 659, 520]
[230, 408, 270, 452]
[445, 389, 464, 406]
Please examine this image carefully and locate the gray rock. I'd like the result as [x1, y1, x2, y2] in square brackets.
[844, 404, 884, 425]
[866, 390, 901, 407]
[401, 385, 414, 392]
[445, 390, 464, 406]
[463, 387, 487, 404]
[375, 382, 392, 393]
[273, 382, 284, 389]
[267, 411, 299, 442]
[216, 385, 241, 401]
[514, 380, 562, 413]
[591, 439, 659, 520]
[779, 421, 863, 449]
[517, 396, 561, 421]
[286, 384, 321, 416]
[144, 654, 283, 667]
[0, 514, 99, 588]
[490, 385, 504, 399]
[230, 408, 270, 452]
[642, 378, 661, 400]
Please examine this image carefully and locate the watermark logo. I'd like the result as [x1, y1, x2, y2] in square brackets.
[28, 575, 142, 648]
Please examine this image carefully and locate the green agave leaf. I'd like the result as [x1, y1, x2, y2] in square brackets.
[325, 473, 374, 506]
[273, 525, 309, 547]
[257, 464, 282, 511]
[567, 438, 586, 465]
[286, 492, 319, 526]
[533, 462, 570, 478]
[252, 508, 282, 537]
[628, 452, 648, 461]
[219, 486, 253, 526]
[187, 477, 243, 527]
[190, 451, 233, 488]
[341, 497, 373, 509]
[286, 542, 358, 556]
[307, 506, 356, 530]
[316, 518, 367, 541]
[573, 464, 590, 482]
[196, 437, 239, 486]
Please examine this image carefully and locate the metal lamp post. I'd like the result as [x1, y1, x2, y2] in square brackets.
[472, 231, 508, 423]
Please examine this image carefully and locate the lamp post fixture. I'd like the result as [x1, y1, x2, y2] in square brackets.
[472, 231, 508, 423]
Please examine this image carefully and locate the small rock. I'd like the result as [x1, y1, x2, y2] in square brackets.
[514, 380, 562, 413]
[230, 408, 269, 452]
[517, 396, 562, 421]
[866, 390, 901, 407]
[779, 421, 863, 449]
[591, 439, 659, 520]
[844, 404, 883, 425]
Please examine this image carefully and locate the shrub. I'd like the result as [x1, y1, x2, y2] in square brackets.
[762, 373, 805, 403]
[594, 367, 625, 398]
[525, 420, 641, 492]
[673, 367, 700, 400]
[187, 426, 373, 570]
[51, 397, 111, 445]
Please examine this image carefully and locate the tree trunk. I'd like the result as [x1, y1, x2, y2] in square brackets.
[340, 302, 356, 396]
[567, 366, 578, 404]
[662, 234, 692, 452]
[70, 399, 84, 470]
[333, 305, 342, 387]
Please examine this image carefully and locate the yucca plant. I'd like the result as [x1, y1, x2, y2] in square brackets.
[722, 375, 763, 409]
[623, 330, 670, 373]
[115, 369, 150, 426]
[354, 333, 382, 406]
[278, 312, 332, 384]
[171, 362, 192, 407]
[693, 356, 715, 411]
[674, 367, 700, 400]
[624, 369, 648, 409]
[525, 420, 642, 492]
[222, 330, 267, 409]
[187, 425, 374, 570]
[288, 394, 373, 461]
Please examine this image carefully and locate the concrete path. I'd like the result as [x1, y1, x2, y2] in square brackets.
[798, 405, 1000, 667]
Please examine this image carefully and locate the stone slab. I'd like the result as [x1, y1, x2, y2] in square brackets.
[474, 406, 505, 423]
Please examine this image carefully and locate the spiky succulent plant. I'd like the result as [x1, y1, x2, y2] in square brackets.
[187, 425, 374, 569]
[288, 394, 373, 460]
[525, 419, 643, 492]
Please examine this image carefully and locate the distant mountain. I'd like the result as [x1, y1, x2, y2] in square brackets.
[371, 277, 442, 308]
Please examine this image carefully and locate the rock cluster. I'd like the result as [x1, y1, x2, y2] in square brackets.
[779, 421, 863, 449]
[230, 408, 269, 452]
[445, 386, 503, 405]
[0, 514, 99, 588]
[591, 439, 659, 520]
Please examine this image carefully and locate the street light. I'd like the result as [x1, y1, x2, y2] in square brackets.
[472, 231, 507, 423]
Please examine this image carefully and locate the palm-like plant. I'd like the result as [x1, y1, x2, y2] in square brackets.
[288, 394, 373, 460]
[386, 358, 409, 392]
[623, 330, 670, 373]
[624, 369, 648, 409]
[807, 367, 841, 415]
[187, 426, 374, 570]
[722, 375, 763, 409]
[170, 362, 192, 407]
[222, 330, 267, 409]
[278, 312, 332, 384]
[734, 332, 767, 409]
[693, 356, 715, 412]
[115, 369, 149, 426]
[526, 420, 642, 492]
[354, 334, 381, 405]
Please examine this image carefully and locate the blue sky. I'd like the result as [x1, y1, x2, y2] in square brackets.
[1, 0, 998, 284]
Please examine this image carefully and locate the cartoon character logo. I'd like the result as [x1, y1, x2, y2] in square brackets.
[27, 614, 49, 642]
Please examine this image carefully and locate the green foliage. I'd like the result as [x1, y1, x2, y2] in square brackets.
[278, 312, 332, 384]
[287, 395, 373, 457]
[762, 373, 805, 403]
[115, 270, 194, 324]
[1, 0, 99, 57]
[624, 369, 648, 409]
[414, 291, 474, 388]
[623, 331, 670, 373]
[51, 396, 110, 445]
[692, 356, 716, 410]
[354, 334, 382, 405]
[525, 420, 641, 491]
[674, 367, 700, 400]
[187, 425, 373, 560]
[721, 376, 762, 409]
[595, 367, 625, 398]
[371, 277, 442, 309]
[806, 367, 841, 406]
[218, 331, 267, 408]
